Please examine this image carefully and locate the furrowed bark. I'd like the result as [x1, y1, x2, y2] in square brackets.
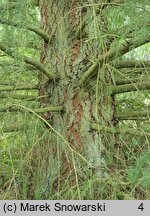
[1, 0, 150, 200]
[29, 0, 118, 197]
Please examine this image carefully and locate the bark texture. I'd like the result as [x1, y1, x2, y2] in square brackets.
[34, 0, 117, 195]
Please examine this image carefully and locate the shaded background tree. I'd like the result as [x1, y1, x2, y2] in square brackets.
[0, 0, 150, 199]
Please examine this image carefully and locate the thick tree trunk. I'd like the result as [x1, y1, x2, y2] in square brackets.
[31, 0, 118, 197]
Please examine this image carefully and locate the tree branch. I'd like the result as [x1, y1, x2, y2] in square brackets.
[112, 60, 150, 69]
[112, 81, 150, 95]
[30, 0, 39, 6]
[115, 110, 150, 120]
[0, 106, 64, 113]
[115, 117, 149, 120]
[0, 61, 37, 71]
[90, 123, 116, 133]
[115, 76, 150, 85]
[0, 93, 41, 100]
[110, 19, 150, 40]
[0, 81, 37, 86]
[90, 122, 150, 136]
[80, 30, 150, 86]
[76, 19, 87, 40]
[0, 18, 51, 43]
[0, 2, 17, 11]
[23, 56, 55, 79]
[0, 84, 38, 91]
[0, 125, 24, 133]
[0, 43, 55, 79]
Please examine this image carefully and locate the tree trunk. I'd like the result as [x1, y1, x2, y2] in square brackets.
[28, 0, 118, 198]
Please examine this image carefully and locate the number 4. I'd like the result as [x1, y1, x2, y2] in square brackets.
[138, 203, 144, 211]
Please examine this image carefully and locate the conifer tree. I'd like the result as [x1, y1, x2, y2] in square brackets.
[0, 0, 150, 199]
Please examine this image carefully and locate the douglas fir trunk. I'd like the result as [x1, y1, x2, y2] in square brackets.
[37, 0, 117, 195]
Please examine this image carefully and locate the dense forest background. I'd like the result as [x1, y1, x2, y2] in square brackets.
[0, 0, 150, 200]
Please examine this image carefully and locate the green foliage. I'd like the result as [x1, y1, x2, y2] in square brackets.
[0, 0, 150, 200]
[128, 150, 150, 189]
